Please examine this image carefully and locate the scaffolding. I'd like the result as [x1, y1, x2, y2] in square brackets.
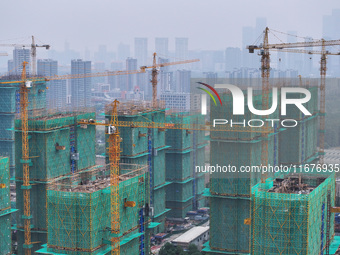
[15, 111, 96, 181]
[166, 113, 192, 150]
[205, 91, 280, 254]
[106, 105, 169, 234]
[165, 112, 208, 217]
[14, 111, 97, 254]
[279, 86, 319, 166]
[0, 80, 47, 175]
[252, 173, 335, 255]
[0, 157, 12, 255]
[39, 163, 147, 255]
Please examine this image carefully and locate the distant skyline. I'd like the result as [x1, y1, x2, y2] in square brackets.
[1, 0, 340, 53]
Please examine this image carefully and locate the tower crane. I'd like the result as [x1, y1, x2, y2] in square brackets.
[0, 65, 146, 255]
[140, 53, 200, 108]
[107, 99, 121, 255]
[247, 27, 340, 166]
[0, 53, 199, 255]
[0, 36, 50, 75]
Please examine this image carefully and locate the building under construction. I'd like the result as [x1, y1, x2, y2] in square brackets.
[0, 79, 46, 178]
[203, 90, 280, 254]
[14, 110, 97, 254]
[36, 163, 148, 255]
[0, 156, 16, 255]
[105, 102, 170, 234]
[203, 85, 340, 254]
[0, 74, 339, 255]
[252, 173, 335, 254]
[165, 112, 206, 218]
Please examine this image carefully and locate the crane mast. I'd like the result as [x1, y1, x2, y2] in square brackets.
[151, 53, 158, 108]
[31, 36, 37, 76]
[107, 100, 121, 255]
[319, 40, 327, 164]
[140, 53, 199, 108]
[1, 65, 141, 255]
[248, 28, 340, 166]
[261, 27, 270, 183]
[0, 36, 50, 76]
[0, 54, 199, 255]
[19, 62, 32, 255]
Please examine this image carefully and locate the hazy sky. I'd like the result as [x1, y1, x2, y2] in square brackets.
[1, 0, 340, 52]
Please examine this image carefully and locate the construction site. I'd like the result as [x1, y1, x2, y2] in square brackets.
[0, 26, 340, 255]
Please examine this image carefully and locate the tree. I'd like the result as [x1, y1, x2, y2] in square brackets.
[187, 244, 200, 255]
[159, 242, 202, 255]
[159, 243, 186, 255]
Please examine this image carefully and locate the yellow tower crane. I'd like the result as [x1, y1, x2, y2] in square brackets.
[0, 36, 50, 75]
[0, 53, 199, 255]
[107, 99, 121, 255]
[247, 27, 340, 167]
[140, 53, 199, 108]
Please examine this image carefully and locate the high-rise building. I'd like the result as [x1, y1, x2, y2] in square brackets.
[242, 18, 266, 69]
[204, 72, 218, 86]
[38, 59, 67, 110]
[117, 43, 130, 61]
[286, 31, 303, 71]
[304, 37, 314, 76]
[71, 59, 91, 108]
[94, 45, 107, 63]
[7, 60, 14, 75]
[108, 61, 125, 90]
[175, 70, 191, 93]
[225, 47, 241, 71]
[255, 17, 267, 37]
[11, 48, 30, 75]
[323, 9, 340, 39]
[155, 38, 169, 56]
[111, 61, 124, 71]
[37, 59, 58, 77]
[126, 58, 137, 91]
[322, 9, 340, 75]
[134, 38, 148, 66]
[160, 92, 190, 111]
[242, 26, 254, 68]
[175, 38, 188, 60]
[93, 62, 106, 84]
[158, 58, 173, 94]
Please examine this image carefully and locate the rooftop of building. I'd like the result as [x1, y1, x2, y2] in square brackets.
[268, 174, 327, 194]
[172, 226, 209, 244]
[15, 110, 96, 130]
[105, 100, 165, 117]
[48, 163, 147, 193]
